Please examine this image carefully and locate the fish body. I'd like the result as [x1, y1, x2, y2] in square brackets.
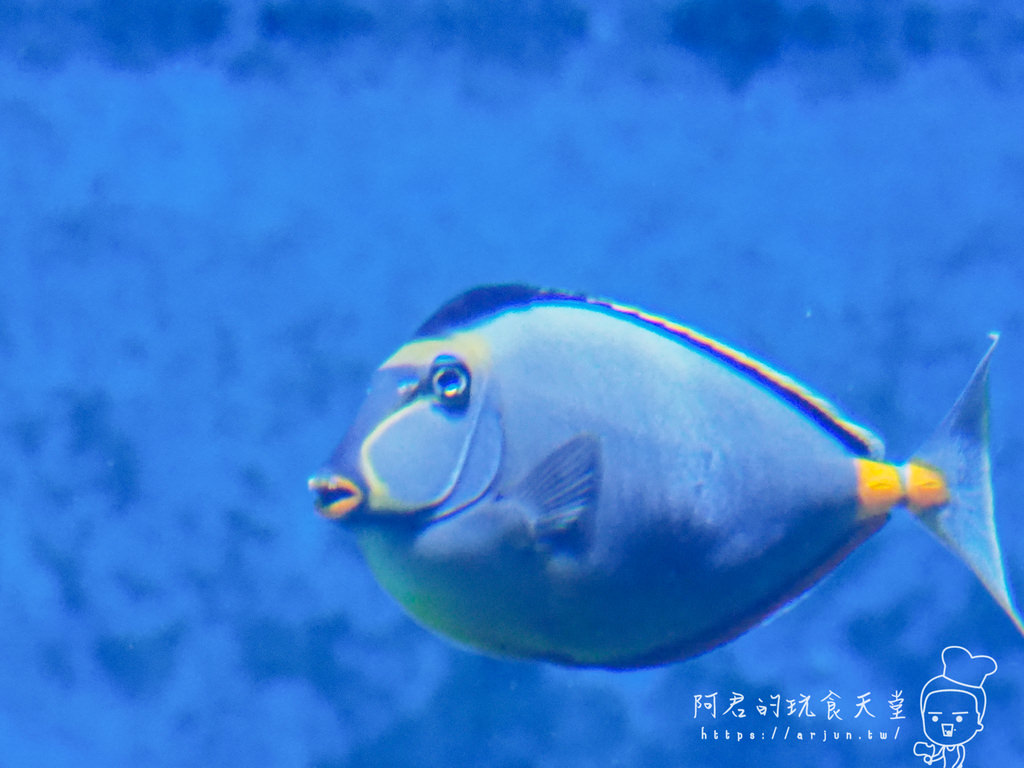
[311, 286, 1022, 668]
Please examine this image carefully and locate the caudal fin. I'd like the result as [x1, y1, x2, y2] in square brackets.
[908, 334, 1024, 635]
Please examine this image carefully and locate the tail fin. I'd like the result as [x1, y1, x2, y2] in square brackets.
[908, 334, 1024, 635]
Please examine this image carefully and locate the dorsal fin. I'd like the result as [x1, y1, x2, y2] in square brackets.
[578, 294, 884, 458]
[416, 285, 562, 337]
[418, 284, 883, 458]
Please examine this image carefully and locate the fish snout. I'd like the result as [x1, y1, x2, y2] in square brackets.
[309, 474, 365, 520]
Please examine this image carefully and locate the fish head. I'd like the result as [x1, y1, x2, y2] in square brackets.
[310, 330, 502, 525]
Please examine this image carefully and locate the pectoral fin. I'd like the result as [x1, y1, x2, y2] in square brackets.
[514, 434, 601, 548]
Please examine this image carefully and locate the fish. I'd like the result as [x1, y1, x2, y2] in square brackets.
[309, 284, 1023, 669]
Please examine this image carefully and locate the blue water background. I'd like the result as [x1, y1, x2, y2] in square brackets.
[2, 1, 1023, 765]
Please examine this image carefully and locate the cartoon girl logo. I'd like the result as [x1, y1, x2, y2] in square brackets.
[913, 646, 997, 768]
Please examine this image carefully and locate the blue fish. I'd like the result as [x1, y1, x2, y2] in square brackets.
[310, 285, 1023, 668]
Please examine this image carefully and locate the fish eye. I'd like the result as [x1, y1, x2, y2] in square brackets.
[430, 356, 470, 411]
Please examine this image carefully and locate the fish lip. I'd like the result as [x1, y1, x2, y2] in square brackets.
[309, 474, 365, 520]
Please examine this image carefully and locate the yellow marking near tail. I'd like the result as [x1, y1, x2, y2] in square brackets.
[855, 459, 951, 519]
[855, 459, 904, 519]
[904, 462, 950, 511]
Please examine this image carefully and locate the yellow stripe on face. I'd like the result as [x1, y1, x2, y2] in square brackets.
[903, 462, 949, 512]
[382, 332, 491, 372]
[855, 459, 903, 519]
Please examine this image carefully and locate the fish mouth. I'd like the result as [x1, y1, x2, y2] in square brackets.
[942, 723, 953, 738]
[309, 474, 364, 519]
